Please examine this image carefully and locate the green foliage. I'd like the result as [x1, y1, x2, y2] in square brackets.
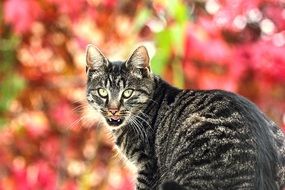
[134, 8, 151, 32]
[0, 36, 25, 126]
[152, 29, 172, 74]
[0, 73, 25, 111]
[152, 0, 187, 88]
[165, 0, 188, 24]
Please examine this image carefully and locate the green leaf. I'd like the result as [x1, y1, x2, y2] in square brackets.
[174, 2, 188, 24]
[172, 59, 185, 88]
[133, 8, 151, 31]
[0, 36, 20, 72]
[152, 29, 172, 74]
[0, 118, 7, 129]
[0, 73, 25, 113]
[165, 0, 188, 24]
[170, 23, 186, 56]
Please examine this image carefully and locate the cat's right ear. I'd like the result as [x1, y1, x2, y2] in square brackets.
[86, 44, 108, 73]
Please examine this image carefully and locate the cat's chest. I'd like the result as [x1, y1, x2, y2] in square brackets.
[114, 129, 143, 164]
[114, 145, 138, 174]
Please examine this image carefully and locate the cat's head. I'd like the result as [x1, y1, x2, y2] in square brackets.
[85, 45, 154, 130]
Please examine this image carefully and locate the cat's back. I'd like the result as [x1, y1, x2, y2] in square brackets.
[156, 89, 254, 143]
[155, 89, 285, 189]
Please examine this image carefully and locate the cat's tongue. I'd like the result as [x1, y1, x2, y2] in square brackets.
[110, 115, 120, 121]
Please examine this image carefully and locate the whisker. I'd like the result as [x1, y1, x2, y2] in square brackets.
[68, 115, 90, 129]
[130, 117, 143, 137]
[138, 110, 151, 119]
[129, 117, 141, 139]
[135, 116, 153, 133]
[71, 104, 88, 113]
[135, 112, 154, 133]
[132, 116, 150, 149]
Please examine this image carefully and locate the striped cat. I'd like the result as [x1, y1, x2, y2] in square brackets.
[85, 44, 285, 190]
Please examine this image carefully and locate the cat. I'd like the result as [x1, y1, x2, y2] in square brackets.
[85, 44, 285, 190]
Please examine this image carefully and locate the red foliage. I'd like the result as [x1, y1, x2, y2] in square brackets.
[49, 100, 78, 128]
[46, 0, 87, 20]
[183, 0, 285, 124]
[10, 160, 57, 190]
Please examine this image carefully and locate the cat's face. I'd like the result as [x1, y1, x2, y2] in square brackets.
[86, 45, 154, 130]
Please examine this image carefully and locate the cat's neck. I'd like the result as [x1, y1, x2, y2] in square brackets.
[112, 76, 182, 169]
[142, 76, 182, 129]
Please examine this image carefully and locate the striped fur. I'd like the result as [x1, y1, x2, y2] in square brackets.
[86, 45, 285, 190]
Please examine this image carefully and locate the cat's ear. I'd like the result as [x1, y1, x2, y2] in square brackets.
[86, 44, 108, 73]
[125, 46, 151, 78]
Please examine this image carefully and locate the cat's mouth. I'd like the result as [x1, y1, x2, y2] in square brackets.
[106, 116, 124, 126]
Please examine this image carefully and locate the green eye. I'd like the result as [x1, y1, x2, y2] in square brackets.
[98, 88, 108, 98]
[123, 89, 134, 98]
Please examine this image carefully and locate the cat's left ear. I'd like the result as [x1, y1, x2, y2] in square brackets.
[125, 46, 151, 78]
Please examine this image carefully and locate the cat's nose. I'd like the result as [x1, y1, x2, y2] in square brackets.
[109, 108, 119, 115]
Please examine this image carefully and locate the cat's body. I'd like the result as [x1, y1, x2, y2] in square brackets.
[85, 45, 285, 190]
[114, 77, 285, 190]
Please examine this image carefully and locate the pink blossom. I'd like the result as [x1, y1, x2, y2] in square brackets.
[184, 24, 231, 64]
[36, 161, 57, 190]
[103, 0, 118, 9]
[12, 166, 29, 190]
[263, 3, 285, 31]
[4, 0, 42, 34]
[219, 0, 262, 16]
[250, 41, 285, 82]
[40, 136, 60, 164]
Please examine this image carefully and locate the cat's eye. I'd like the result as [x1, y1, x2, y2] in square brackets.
[122, 89, 134, 99]
[98, 88, 108, 98]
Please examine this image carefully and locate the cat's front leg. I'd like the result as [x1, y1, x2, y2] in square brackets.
[135, 160, 156, 190]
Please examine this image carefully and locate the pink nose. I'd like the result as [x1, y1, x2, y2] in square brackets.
[109, 108, 118, 115]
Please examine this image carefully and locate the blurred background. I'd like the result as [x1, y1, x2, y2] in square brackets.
[0, 0, 285, 189]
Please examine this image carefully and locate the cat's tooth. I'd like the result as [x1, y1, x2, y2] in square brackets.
[118, 119, 121, 122]
[108, 118, 112, 121]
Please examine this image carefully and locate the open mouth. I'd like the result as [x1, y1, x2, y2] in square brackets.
[106, 116, 124, 126]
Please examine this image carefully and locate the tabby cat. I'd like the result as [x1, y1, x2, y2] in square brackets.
[85, 44, 285, 190]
